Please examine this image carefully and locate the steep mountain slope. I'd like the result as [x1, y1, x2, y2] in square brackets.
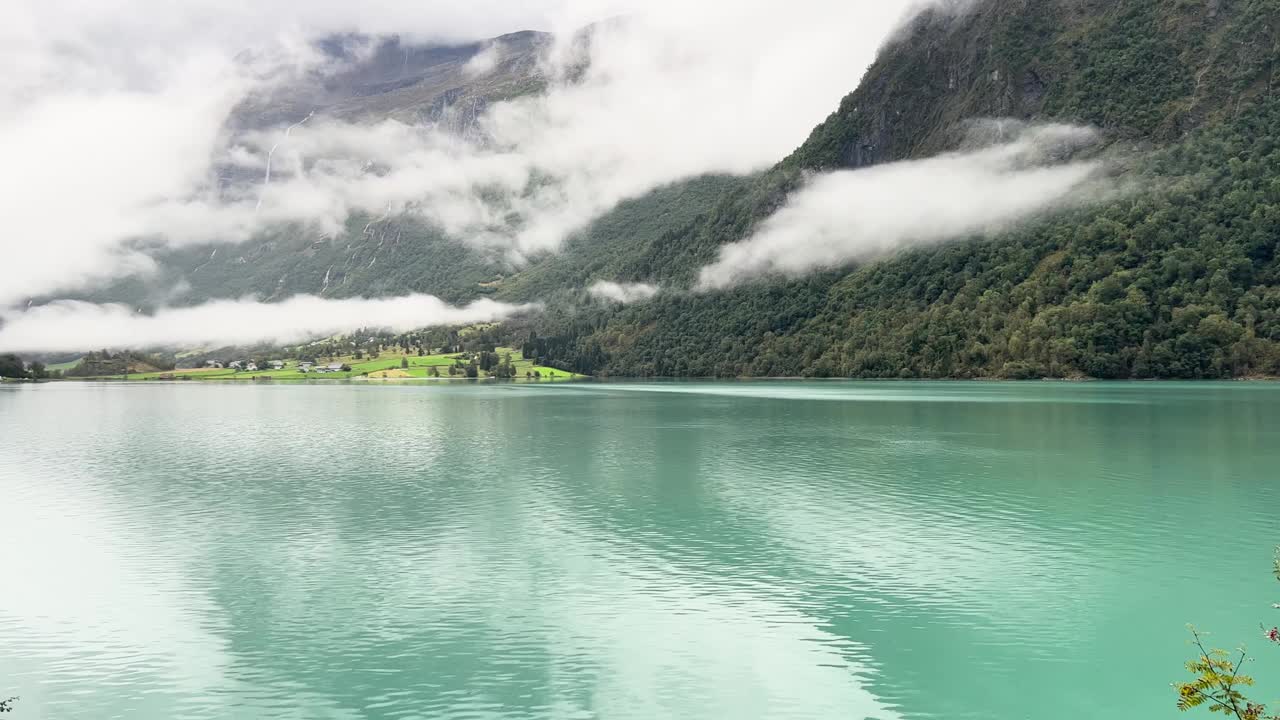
[64, 31, 555, 309]
[503, 0, 1280, 378]
[789, 0, 1277, 168]
[48, 0, 1280, 379]
[73, 176, 738, 310]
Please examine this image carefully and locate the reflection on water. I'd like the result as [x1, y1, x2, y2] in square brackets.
[1, 381, 1278, 719]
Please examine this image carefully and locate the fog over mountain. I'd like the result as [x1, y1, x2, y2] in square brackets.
[0, 296, 534, 353]
[0, 3, 895, 299]
[696, 124, 1109, 290]
[3, 0, 1094, 351]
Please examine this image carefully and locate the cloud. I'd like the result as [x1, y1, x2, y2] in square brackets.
[0, 295, 535, 352]
[214, 1, 925, 262]
[0, 0, 931, 308]
[587, 281, 659, 304]
[2, 0, 553, 307]
[696, 123, 1108, 290]
[0, 52, 249, 306]
[462, 43, 503, 78]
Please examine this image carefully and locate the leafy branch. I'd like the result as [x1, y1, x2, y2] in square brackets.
[1176, 547, 1280, 720]
[1175, 630, 1269, 719]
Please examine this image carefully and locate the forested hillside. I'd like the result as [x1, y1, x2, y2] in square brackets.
[500, 0, 1280, 378]
[52, 0, 1280, 379]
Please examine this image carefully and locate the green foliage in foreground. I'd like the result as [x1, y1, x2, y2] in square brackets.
[1175, 551, 1280, 719]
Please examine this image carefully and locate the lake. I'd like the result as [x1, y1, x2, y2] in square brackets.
[2, 381, 1278, 719]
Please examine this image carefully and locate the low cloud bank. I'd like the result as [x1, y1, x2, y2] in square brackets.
[587, 281, 659, 304]
[696, 124, 1108, 290]
[1, 0, 927, 305]
[0, 295, 535, 353]
[169, 1, 929, 263]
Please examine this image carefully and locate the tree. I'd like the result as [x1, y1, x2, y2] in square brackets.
[27, 361, 47, 380]
[0, 696, 16, 712]
[0, 354, 26, 379]
[1176, 550, 1280, 719]
[401, 356, 409, 369]
[465, 361, 479, 378]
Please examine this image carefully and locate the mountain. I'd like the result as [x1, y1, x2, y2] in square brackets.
[232, 31, 553, 130]
[56, 0, 1280, 378]
[65, 32, 555, 309]
[504, 0, 1280, 379]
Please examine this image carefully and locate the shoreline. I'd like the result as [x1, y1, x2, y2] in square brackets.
[35, 374, 1280, 384]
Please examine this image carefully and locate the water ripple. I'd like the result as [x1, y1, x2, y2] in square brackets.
[1, 382, 1278, 719]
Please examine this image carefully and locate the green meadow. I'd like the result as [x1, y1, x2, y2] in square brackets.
[46, 358, 84, 373]
[90, 349, 582, 382]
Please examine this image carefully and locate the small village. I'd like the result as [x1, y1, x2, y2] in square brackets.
[203, 359, 350, 374]
[79, 346, 581, 382]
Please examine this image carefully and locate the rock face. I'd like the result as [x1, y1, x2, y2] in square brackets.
[786, 0, 1273, 172]
[231, 30, 553, 131]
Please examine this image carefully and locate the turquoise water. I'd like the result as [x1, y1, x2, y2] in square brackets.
[1, 381, 1278, 719]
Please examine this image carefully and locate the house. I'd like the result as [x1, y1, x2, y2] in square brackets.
[325, 363, 345, 372]
[298, 361, 315, 370]
[204, 360, 223, 369]
[228, 361, 243, 370]
[270, 360, 286, 370]
[245, 363, 259, 372]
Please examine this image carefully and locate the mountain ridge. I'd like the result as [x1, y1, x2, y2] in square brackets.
[25, 0, 1280, 379]
[496, 0, 1280, 378]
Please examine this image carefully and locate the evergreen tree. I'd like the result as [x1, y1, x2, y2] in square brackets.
[0, 354, 27, 379]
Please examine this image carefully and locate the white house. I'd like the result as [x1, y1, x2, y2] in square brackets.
[245, 363, 259, 372]
[228, 361, 243, 370]
[270, 361, 286, 370]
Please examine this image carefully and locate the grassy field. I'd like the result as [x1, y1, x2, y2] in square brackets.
[79, 349, 583, 382]
[46, 358, 83, 372]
